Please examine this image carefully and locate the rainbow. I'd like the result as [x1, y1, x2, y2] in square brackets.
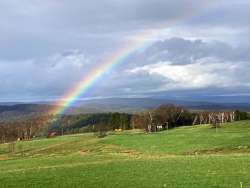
[51, 39, 151, 115]
[51, 1, 213, 115]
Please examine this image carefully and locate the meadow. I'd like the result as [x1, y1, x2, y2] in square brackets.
[0, 121, 250, 188]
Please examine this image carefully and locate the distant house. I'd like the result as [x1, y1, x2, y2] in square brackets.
[149, 121, 169, 132]
[48, 132, 57, 138]
[17, 136, 32, 141]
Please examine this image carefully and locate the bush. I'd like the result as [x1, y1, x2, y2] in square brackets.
[235, 110, 250, 121]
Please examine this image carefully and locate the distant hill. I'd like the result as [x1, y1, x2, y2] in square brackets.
[1, 98, 250, 121]
[66, 97, 250, 112]
[0, 104, 53, 121]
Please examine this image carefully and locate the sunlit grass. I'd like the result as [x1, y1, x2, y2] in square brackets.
[0, 121, 250, 187]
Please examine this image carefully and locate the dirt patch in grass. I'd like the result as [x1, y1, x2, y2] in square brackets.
[0, 155, 10, 161]
[79, 149, 90, 155]
[184, 146, 250, 155]
[118, 149, 141, 158]
[100, 144, 142, 158]
[0, 159, 125, 174]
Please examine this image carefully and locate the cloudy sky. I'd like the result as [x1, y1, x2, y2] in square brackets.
[1, 0, 250, 102]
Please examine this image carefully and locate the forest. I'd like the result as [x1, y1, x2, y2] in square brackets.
[0, 104, 249, 143]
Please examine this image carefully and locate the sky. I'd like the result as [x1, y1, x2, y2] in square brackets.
[0, 0, 250, 102]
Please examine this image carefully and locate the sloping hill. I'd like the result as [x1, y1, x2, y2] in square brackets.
[1, 98, 250, 120]
[0, 121, 250, 187]
[103, 121, 250, 155]
[0, 104, 53, 121]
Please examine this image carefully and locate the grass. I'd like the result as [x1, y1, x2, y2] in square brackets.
[0, 121, 250, 187]
[103, 121, 250, 154]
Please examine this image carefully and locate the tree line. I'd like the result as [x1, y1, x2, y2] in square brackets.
[0, 115, 52, 143]
[0, 105, 249, 143]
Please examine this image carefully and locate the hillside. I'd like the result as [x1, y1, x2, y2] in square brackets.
[0, 121, 250, 187]
[1, 98, 250, 121]
[0, 104, 54, 121]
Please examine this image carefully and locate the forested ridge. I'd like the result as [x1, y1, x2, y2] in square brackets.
[1, 104, 249, 143]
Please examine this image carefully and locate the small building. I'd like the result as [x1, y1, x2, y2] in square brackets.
[48, 132, 57, 138]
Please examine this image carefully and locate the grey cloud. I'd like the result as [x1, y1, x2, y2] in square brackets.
[127, 37, 250, 67]
[190, 1, 250, 28]
[0, 51, 92, 100]
[95, 37, 250, 96]
[0, 0, 250, 101]
[85, 70, 169, 99]
[0, 0, 208, 60]
[0, 0, 205, 29]
[2, 36, 250, 101]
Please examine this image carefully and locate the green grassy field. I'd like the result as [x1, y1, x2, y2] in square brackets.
[1, 121, 250, 188]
